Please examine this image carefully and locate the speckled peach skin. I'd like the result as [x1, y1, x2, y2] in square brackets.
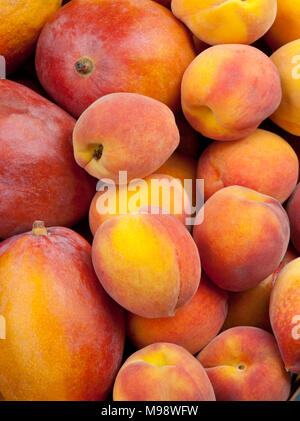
[89, 173, 191, 234]
[172, 0, 277, 45]
[193, 186, 290, 292]
[197, 129, 299, 203]
[0, 79, 96, 240]
[270, 258, 300, 374]
[113, 343, 216, 401]
[35, 0, 195, 117]
[270, 40, 300, 136]
[181, 45, 282, 141]
[92, 213, 201, 318]
[287, 184, 300, 253]
[223, 246, 299, 332]
[0, 224, 125, 401]
[264, 0, 300, 50]
[197, 327, 292, 401]
[127, 273, 228, 354]
[73, 93, 179, 183]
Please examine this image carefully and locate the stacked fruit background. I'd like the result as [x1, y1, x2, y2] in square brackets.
[0, 0, 299, 402]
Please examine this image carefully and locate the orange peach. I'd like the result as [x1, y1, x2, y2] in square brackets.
[172, 0, 277, 45]
[181, 45, 282, 141]
[127, 273, 228, 354]
[270, 40, 300, 136]
[197, 129, 299, 203]
[113, 343, 216, 401]
[287, 184, 300, 253]
[223, 246, 299, 332]
[0, 222, 124, 401]
[264, 0, 300, 50]
[92, 213, 201, 318]
[73, 93, 179, 183]
[89, 173, 191, 235]
[193, 186, 290, 292]
[270, 257, 300, 373]
[197, 327, 291, 401]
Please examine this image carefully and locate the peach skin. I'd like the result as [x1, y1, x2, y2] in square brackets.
[264, 0, 300, 50]
[270, 257, 300, 374]
[287, 184, 300, 253]
[223, 246, 299, 332]
[127, 273, 228, 354]
[92, 213, 201, 318]
[0, 222, 124, 401]
[35, 0, 195, 117]
[270, 40, 300, 136]
[193, 186, 290, 292]
[89, 173, 191, 234]
[181, 44, 282, 141]
[113, 343, 216, 401]
[197, 129, 299, 203]
[172, 0, 277, 45]
[197, 327, 291, 401]
[73, 93, 179, 182]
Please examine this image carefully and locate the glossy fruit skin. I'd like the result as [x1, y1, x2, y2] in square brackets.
[0, 79, 96, 239]
[0, 0, 62, 74]
[0, 225, 125, 401]
[35, 0, 195, 117]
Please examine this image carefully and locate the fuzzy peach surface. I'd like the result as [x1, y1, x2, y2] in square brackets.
[287, 183, 300, 253]
[270, 40, 300, 136]
[113, 343, 216, 401]
[0, 0, 62, 74]
[193, 186, 290, 292]
[0, 226, 125, 401]
[197, 129, 299, 203]
[127, 273, 228, 354]
[89, 173, 191, 234]
[73, 93, 179, 183]
[92, 213, 201, 318]
[181, 44, 282, 141]
[270, 258, 300, 374]
[171, 0, 277, 45]
[197, 327, 292, 401]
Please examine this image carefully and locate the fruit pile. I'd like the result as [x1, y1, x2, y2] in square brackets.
[0, 0, 299, 402]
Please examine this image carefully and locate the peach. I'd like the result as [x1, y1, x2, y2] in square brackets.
[270, 40, 300, 136]
[0, 79, 95, 240]
[89, 173, 191, 235]
[197, 327, 291, 401]
[35, 0, 195, 117]
[264, 0, 300, 50]
[156, 151, 198, 206]
[172, 0, 277, 45]
[92, 213, 201, 318]
[73, 93, 179, 183]
[127, 273, 228, 354]
[197, 129, 299, 203]
[193, 186, 290, 292]
[181, 44, 282, 141]
[0, 222, 125, 401]
[287, 184, 300, 253]
[270, 258, 300, 373]
[113, 343, 216, 401]
[223, 246, 299, 332]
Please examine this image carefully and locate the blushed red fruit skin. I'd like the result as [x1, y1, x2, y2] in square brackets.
[197, 327, 291, 401]
[35, 0, 195, 118]
[0, 79, 95, 239]
[127, 273, 228, 354]
[0, 226, 125, 401]
[287, 184, 300, 253]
